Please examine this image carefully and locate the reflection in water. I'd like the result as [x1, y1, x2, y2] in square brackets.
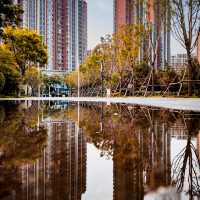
[0, 102, 86, 200]
[197, 132, 200, 160]
[19, 120, 86, 200]
[0, 101, 47, 199]
[0, 101, 199, 200]
[68, 103, 200, 200]
[113, 119, 171, 200]
[172, 118, 200, 198]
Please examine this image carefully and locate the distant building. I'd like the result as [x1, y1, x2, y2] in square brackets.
[16, 0, 88, 73]
[113, 0, 171, 69]
[170, 53, 197, 72]
[170, 54, 188, 72]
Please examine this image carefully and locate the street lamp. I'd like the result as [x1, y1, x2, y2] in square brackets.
[100, 61, 104, 97]
[100, 102, 104, 132]
[37, 64, 40, 97]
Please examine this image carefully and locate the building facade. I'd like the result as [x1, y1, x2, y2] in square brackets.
[17, 0, 87, 73]
[78, 0, 88, 65]
[170, 54, 188, 72]
[113, 0, 171, 69]
[113, 0, 134, 33]
[170, 53, 197, 72]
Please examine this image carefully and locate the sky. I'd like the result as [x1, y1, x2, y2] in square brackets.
[87, 0, 113, 50]
[87, 0, 185, 55]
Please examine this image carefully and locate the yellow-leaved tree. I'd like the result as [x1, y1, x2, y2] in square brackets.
[2, 26, 48, 76]
[113, 24, 146, 94]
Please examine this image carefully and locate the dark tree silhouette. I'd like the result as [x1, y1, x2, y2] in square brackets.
[172, 134, 200, 199]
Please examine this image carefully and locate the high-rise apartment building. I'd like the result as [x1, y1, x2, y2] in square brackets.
[78, 0, 88, 65]
[17, 0, 87, 72]
[113, 0, 171, 69]
[113, 0, 134, 33]
[148, 0, 171, 69]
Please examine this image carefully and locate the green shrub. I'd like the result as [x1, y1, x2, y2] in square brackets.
[133, 62, 150, 79]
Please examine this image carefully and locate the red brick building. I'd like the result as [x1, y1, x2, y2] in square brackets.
[113, 0, 171, 69]
[114, 0, 134, 33]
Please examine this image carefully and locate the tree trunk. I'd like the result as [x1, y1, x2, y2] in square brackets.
[188, 64, 192, 97]
[119, 76, 122, 95]
[152, 67, 154, 94]
[187, 52, 193, 96]
[21, 66, 26, 76]
[132, 79, 135, 96]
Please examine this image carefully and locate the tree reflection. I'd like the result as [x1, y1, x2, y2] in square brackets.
[2, 102, 199, 200]
[0, 102, 47, 199]
[0, 102, 47, 167]
[67, 104, 200, 199]
[172, 116, 200, 199]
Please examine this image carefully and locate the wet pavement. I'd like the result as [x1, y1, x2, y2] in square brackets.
[0, 97, 200, 111]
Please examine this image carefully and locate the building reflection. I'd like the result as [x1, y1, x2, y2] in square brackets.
[1, 102, 200, 200]
[18, 118, 86, 200]
[113, 119, 171, 200]
[80, 105, 199, 200]
[0, 101, 47, 200]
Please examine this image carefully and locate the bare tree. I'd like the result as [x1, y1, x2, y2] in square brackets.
[171, 0, 200, 96]
[172, 134, 200, 199]
[172, 114, 200, 199]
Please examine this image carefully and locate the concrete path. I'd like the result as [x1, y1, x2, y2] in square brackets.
[0, 97, 200, 112]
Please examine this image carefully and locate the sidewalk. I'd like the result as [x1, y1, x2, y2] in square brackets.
[0, 97, 200, 112]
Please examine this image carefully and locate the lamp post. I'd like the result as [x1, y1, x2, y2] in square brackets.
[37, 64, 40, 97]
[100, 61, 104, 97]
[100, 102, 104, 133]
